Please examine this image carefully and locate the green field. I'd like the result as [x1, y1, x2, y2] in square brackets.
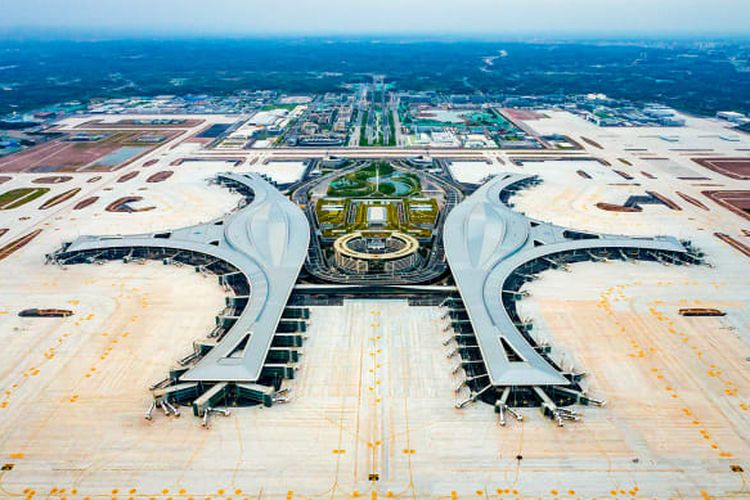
[316, 197, 436, 239]
[0, 187, 51, 210]
[405, 198, 439, 225]
[261, 103, 300, 112]
[359, 112, 367, 146]
[387, 110, 397, 147]
[317, 162, 438, 239]
[327, 162, 420, 198]
[316, 198, 348, 226]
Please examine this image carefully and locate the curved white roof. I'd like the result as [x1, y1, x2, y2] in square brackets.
[59, 172, 309, 383]
[444, 173, 688, 387]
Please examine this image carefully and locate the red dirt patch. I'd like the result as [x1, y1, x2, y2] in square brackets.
[0, 131, 177, 173]
[703, 190, 750, 222]
[500, 108, 546, 121]
[32, 176, 73, 184]
[0, 139, 115, 173]
[105, 196, 155, 213]
[73, 196, 99, 210]
[692, 158, 750, 180]
[39, 188, 81, 209]
[646, 191, 681, 211]
[0, 229, 43, 261]
[580, 136, 603, 150]
[77, 118, 203, 129]
[714, 232, 750, 259]
[117, 171, 139, 183]
[676, 191, 709, 211]
[596, 202, 641, 213]
[146, 170, 173, 183]
[614, 170, 634, 180]
[0, 176, 11, 184]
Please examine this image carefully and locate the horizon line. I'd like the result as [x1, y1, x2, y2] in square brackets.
[1, 27, 750, 42]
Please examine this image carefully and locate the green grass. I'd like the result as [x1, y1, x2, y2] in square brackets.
[387, 110, 396, 147]
[318, 162, 435, 239]
[405, 199, 439, 225]
[359, 108, 398, 147]
[353, 161, 394, 179]
[261, 103, 300, 112]
[328, 162, 411, 198]
[0, 188, 51, 210]
[317, 199, 434, 239]
[315, 199, 348, 226]
[359, 112, 368, 146]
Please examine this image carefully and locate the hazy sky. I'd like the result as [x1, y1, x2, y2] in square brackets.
[1, 0, 749, 37]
